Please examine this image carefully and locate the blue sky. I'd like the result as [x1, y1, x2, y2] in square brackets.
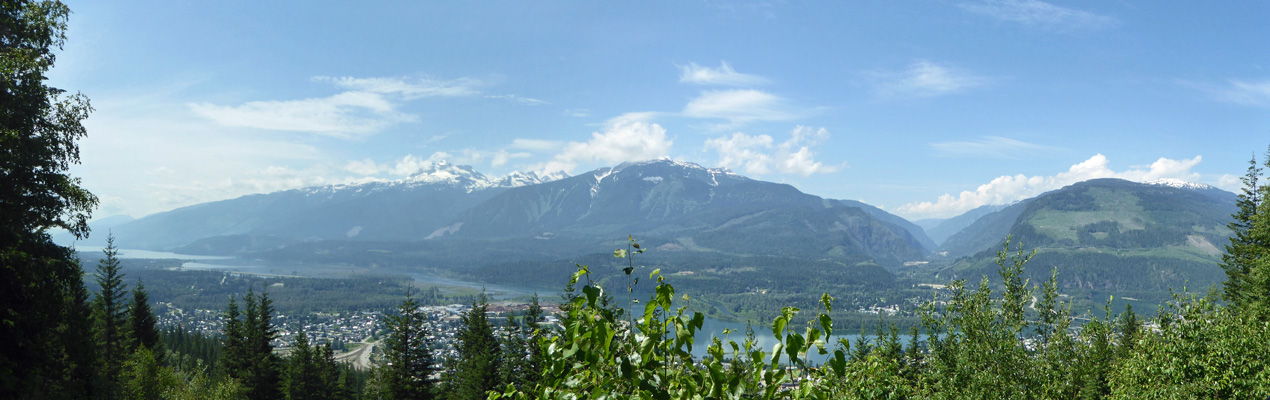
[51, 1, 1269, 220]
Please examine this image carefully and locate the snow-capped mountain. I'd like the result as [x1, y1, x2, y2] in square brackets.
[303, 161, 567, 197]
[439, 159, 930, 264]
[86, 162, 568, 252]
[1144, 178, 1214, 191]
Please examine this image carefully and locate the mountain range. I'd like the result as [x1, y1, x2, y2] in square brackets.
[77, 160, 931, 267]
[66, 160, 1240, 311]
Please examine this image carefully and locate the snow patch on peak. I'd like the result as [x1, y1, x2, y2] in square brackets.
[497, 170, 569, 188]
[405, 161, 487, 185]
[1145, 178, 1213, 191]
[301, 161, 558, 197]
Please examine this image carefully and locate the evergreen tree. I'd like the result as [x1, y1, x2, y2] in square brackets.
[1, 2, 97, 395]
[283, 330, 318, 400]
[219, 290, 282, 400]
[219, 295, 247, 377]
[93, 233, 130, 399]
[1220, 146, 1270, 313]
[496, 311, 529, 390]
[447, 293, 502, 400]
[128, 280, 160, 352]
[498, 293, 544, 390]
[245, 291, 282, 400]
[381, 292, 436, 400]
[315, 344, 352, 400]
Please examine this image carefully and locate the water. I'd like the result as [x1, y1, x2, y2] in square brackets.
[75, 246, 232, 260]
[83, 246, 874, 364]
[407, 272, 544, 300]
[181, 261, 278, 274]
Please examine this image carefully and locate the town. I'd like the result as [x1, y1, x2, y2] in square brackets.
[155, 301, 564, 370]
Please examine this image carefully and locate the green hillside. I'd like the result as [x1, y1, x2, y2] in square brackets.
[936, 179, 1237, 308]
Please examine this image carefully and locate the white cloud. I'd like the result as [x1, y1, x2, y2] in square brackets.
[340, 152, 459, 177]
[490, 150, 531, 168]
[530, 117, 673, 173]
[894, 154, 1206, 219]
[959, 0, 1118, 32]
[190, 74, 527, 137]
[678, 61, 769, 86]
[871, 61, 988, 98]
[511, 138, 565, 152]
[1217, 174, 1244, 193]
[188, 91, 417, 138]
[682, 89, 800, 129]
[930, 136, 1059, 159]
[564, 108, 590, 117]
[705, 126, 837, 177]
[344, 159, 383, 176]
[1198, 79, 1270, 107]
[485, 94, 549, 105]
[313, 75, 483, 98]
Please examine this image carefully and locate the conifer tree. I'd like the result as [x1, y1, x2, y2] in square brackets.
[447, 293, 502, 400]
[220, 295, 247, 377]
[93, 233, 130, 399]
[220, 290, 282, 400]
[381, 292, 436, 400]
[1221, 146, 1270, 312]
[245, 290, 282, 400]
[284, 330, 317, 400]
[128, 280, 160, 352]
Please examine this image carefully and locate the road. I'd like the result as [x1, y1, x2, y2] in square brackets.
[335, 340, 376, 371]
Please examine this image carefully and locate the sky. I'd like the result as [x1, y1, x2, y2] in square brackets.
[49, 0, 1269, 221]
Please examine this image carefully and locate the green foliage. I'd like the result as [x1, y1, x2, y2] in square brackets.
[1, 230, 97, 399]
[121, 346, 245, 400]
[283, 330, 351, 400]
[481, 235, 1270, 400]
[490, 244, 844, 400]
[160, 327, 222, 376]
[129, 280, 161, 352]
[98, 263, 424, 314]
[94, 234, 131, 399]
[1221, 147, 1270, 313]
[219, 290, 282, 400]
[1109, 292, 1270, 399]
[1, 0, 97, 238]
[445, 293, 502, 400]
[0, 3, 98, 397]
[380, 292, 436, 400]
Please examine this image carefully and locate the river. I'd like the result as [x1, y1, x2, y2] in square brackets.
[91, 248, 874, 363]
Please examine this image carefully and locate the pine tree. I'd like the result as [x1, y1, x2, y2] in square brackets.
[92, 233, 130, 399]
[381, 292, 436, 400]
[128, 280, 160, 352]
[220, 295, 248, 377]
[284, 330, 317, 400]
[219, 290, 282, 400]
[522, 294, 544, 389]
[315, 344, 351, 400]
[447, 293, 502, 400]
[245, 291, 282, 400]
[1221, 146, 1270, 312]
[496, 311, 529, 390]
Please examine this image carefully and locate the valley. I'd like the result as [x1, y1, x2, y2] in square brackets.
[64, 160, 1239, 326]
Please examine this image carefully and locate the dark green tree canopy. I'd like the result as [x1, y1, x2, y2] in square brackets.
[1, 0, 96, 238]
